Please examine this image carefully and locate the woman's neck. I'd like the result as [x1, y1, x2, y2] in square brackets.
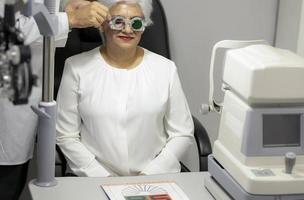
[101, 46, 143, 69]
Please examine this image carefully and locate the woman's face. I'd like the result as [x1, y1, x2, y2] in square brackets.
[102, 3, 144, 50]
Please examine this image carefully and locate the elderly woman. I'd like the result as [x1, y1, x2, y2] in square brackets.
[56, 0, 194, 177]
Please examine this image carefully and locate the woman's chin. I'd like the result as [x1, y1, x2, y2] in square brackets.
[115, 42, 137, 50]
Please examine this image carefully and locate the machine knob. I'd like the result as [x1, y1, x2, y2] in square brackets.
[285, 152, 296, 174]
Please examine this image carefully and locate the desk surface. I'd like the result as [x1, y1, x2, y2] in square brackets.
[29, 172, 214, 200]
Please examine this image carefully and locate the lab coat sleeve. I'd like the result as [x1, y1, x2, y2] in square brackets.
[141, 66, 194, 175]
[17, 12, 69, 46]
[56, 60, 111, 177]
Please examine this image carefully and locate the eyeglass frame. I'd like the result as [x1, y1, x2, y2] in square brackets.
[107, 15, 147, 32]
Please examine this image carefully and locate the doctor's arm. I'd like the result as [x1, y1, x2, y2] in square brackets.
[56, 60, 111, 177]
[17, 12, 69, 45]
[18, 0, 108, 45]
[141, 67, 195, 175]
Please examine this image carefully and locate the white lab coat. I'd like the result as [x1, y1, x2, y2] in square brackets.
[0, 0, 69, 165]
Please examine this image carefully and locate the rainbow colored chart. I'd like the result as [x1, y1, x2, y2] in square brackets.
[124, 194, 172, 200]
[101, 181, 189, 200]
[122, 184, 172, 200]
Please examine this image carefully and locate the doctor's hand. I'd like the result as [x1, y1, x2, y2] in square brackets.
[65, 1, 109, 28]
[65, 0, 91, 10]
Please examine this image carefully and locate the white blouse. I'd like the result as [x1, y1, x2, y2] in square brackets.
[56, 47, 194, 177]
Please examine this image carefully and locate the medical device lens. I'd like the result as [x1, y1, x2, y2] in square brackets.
[131, 19, 143, 31]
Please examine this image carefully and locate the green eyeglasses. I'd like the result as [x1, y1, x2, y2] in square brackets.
[108, 16, 146, 32]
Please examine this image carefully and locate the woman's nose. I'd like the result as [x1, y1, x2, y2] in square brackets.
[122, 23, 133, 33]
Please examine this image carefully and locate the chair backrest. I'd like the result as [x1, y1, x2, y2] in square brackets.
[54, 0, 170, 99]
[139, 0, 171, 59]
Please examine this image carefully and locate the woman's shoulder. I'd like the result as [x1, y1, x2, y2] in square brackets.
[143, 49, 174, 64]
[143, 48, 177, 73]
[65, 47, 100, 68]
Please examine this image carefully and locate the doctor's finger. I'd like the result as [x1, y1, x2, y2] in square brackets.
[92, 18, 102, 28]
[91, 3, 108, 17]
[95, 15, 106, 26]
[92, 1, 109, 13]
[65, 0, 90, 11]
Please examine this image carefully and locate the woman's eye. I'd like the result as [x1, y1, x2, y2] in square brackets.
[114, 19, 124, 26]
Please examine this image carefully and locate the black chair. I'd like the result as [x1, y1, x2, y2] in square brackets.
[54, 0, 212, 175]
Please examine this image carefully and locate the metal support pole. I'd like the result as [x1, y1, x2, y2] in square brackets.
[31, 0, 57, 187]
[33, 101, 57, 187]
[42, 36, 55, 102]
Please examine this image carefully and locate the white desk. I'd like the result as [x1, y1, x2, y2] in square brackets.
[29, 172, 214, 200]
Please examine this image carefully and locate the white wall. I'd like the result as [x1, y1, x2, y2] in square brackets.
[275, 0, 303, 53]
[298, 1, 304, 56]
[160, 0, 278, 170]
[275, 0, 304, 57]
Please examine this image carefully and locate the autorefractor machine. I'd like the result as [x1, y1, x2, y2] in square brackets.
[201, 40, 304, 200]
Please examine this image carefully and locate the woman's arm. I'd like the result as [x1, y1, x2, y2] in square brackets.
[141, 66, 194, 175]
[56, 59, 111, 177]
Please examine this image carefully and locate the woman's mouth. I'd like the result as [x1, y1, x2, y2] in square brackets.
[117, 35, 134, 42]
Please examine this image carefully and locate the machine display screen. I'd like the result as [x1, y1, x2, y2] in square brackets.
[263, 114, 301, 147]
